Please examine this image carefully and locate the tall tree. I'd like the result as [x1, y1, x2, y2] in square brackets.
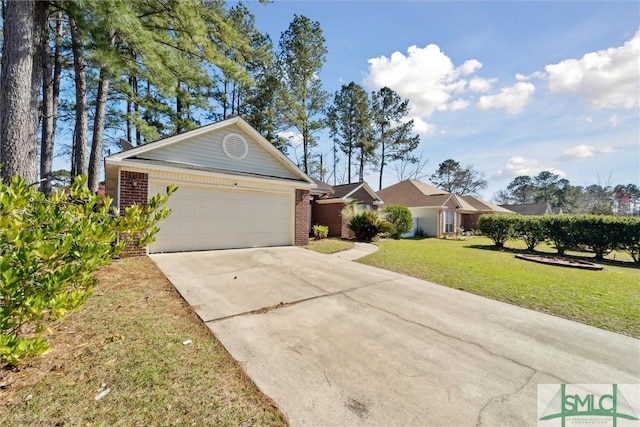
[327, 82, 372, 183]
[533, 171, 560, 204]
[429, 159, 487, 195]
[69, 14, 88, 179]
[371, 87, 420, 190]
[276, 15, 328, 174]
[0, 0, 38, 184]
[506, 175, 535, 204]
[40, 12, 64, 195]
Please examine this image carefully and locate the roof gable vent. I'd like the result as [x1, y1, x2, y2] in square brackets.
[222, 133, 248, 160]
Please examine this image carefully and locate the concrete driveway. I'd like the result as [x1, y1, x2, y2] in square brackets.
[151, 247, 639, 426]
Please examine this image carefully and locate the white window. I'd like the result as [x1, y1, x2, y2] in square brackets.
[444, 211, 455, 233]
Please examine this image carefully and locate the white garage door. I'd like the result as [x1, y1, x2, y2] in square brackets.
[148, 182, 293, 253]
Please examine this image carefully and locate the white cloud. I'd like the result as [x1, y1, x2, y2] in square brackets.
[469, 77, 496, 93]
[544, 30, 640, 109]
[497, 156, 566, 178]
[365, 44, 483, 118]
[408, 116, 437, 135]
[448, 99, 470, 110]
[558, 144, 618, 161]
[460, 59, 483, 75]
[477, 82, 536, 115]
[278, 131, 303, 146]
[608, 114, 621, 128]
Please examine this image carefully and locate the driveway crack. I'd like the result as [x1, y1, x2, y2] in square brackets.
[339, 292, 568, 383]
[475, 368, 536, 427]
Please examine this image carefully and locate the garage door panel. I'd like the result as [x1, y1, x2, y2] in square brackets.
[148, 183, 293, 253]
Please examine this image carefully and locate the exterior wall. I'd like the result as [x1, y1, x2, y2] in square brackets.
[141, 123, 299, 180]
[312, 202, 343, 238]
[119, 170, 149, 257]
[295, 189, 310, 246]
[462, 213, 481, 232]
[349, 187, 379, 210]
[409, 207, 439, 237]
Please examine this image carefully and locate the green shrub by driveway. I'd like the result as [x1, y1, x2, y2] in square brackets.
[358, 237, 640, 338]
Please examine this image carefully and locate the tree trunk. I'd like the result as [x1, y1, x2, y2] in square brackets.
[70, 16, 88, 179]
[40, 11, 62, 195]
[88, 68, 110, 192]
[0, 0, 36, 184]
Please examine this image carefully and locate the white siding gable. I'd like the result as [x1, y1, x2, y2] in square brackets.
[138, 123, 299, 180]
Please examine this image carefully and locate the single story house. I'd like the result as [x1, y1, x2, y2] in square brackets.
[104, 116, 315, 255]
[311, 180, 383, 238]
[377, 180, 513, 237]
[499, 202, 561, 216]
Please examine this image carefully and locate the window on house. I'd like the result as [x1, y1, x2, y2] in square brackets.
[444, 211, 455, 233]
[355, 204, 371, 212]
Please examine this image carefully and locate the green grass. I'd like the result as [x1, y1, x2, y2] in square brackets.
[0, 257, 286, 426]
[358, 237, 640, 338]
[304, 238, 354, 254]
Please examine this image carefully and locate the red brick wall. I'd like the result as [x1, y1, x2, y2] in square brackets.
[311, 202, 343, 237]
[295, 189, 310, 246]
[119, 170, 148, 257]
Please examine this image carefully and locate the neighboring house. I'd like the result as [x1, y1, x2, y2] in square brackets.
[378, 180, 513, 237]
[104, 116, 315, 255]
[458, 195, 515, 231]
[500, 202, 556, 216]
[311, 181, 383, 238]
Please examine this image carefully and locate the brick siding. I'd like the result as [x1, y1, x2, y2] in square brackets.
[295, 189, 310, 246]
[119, 170, 148, 257]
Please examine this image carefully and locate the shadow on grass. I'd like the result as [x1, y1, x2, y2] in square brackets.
[465, 244, 640, 270]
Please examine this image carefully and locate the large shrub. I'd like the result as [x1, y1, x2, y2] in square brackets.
[573, 215, 625, 260]
[348, 210, 393, 242]
[618, 217, 640, 264]
[382, 205, 412, 239]
[513, 216, 546, 251]
[0, 176, 175, 365]
[540, 216, 579, 255]
[477, 214, 517, 248]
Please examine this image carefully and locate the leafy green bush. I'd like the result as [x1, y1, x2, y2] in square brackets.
[312, 224, 329, 239]
[0, 176, 175, 365]
[540, 216, 579, 255]
[348, 211, 393, 242]
[513, 216, 546, 251]
[573, 215, 625, 259]
[477, 214, 517, 248]
[618, 217, 640, 264]
[382, 205, 413, 239]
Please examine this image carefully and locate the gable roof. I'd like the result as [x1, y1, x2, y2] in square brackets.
[461, 195, 514, 214]
[500, 203, 552, 215]
[105, 116, 314, 186]
[379, 179, 513, 214]
[310, 178, 333, 195]
[315, 181, 383, 205]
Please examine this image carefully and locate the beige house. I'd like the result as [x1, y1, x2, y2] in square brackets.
[377, 180, 513, 237]
[104, 116, 315, 254]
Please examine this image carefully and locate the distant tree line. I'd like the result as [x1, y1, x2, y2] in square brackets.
[494, 171, 639, 216]
[0, 2, 425, 192]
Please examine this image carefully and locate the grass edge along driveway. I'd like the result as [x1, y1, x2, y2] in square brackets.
[358, 237, 639, 338]
[0, 257, 287, 427]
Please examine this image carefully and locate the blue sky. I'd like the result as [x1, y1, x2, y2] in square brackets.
[244, 0, 640, 200]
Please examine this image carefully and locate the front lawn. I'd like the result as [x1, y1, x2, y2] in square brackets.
[304, 238, 354, 254]
[0, 257, 286, 426]
[358, 237, 640, 338]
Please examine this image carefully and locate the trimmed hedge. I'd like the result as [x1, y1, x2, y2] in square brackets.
[478, 214, 640, 263]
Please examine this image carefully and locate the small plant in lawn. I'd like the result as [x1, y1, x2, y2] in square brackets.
[348, 211, 393, 242]
[382, 205, 412, 239]
[313, 224, 329, 239]
[0, 175, 175, 365]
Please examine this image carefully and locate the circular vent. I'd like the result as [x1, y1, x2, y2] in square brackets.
[222, 133, 248, 160]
